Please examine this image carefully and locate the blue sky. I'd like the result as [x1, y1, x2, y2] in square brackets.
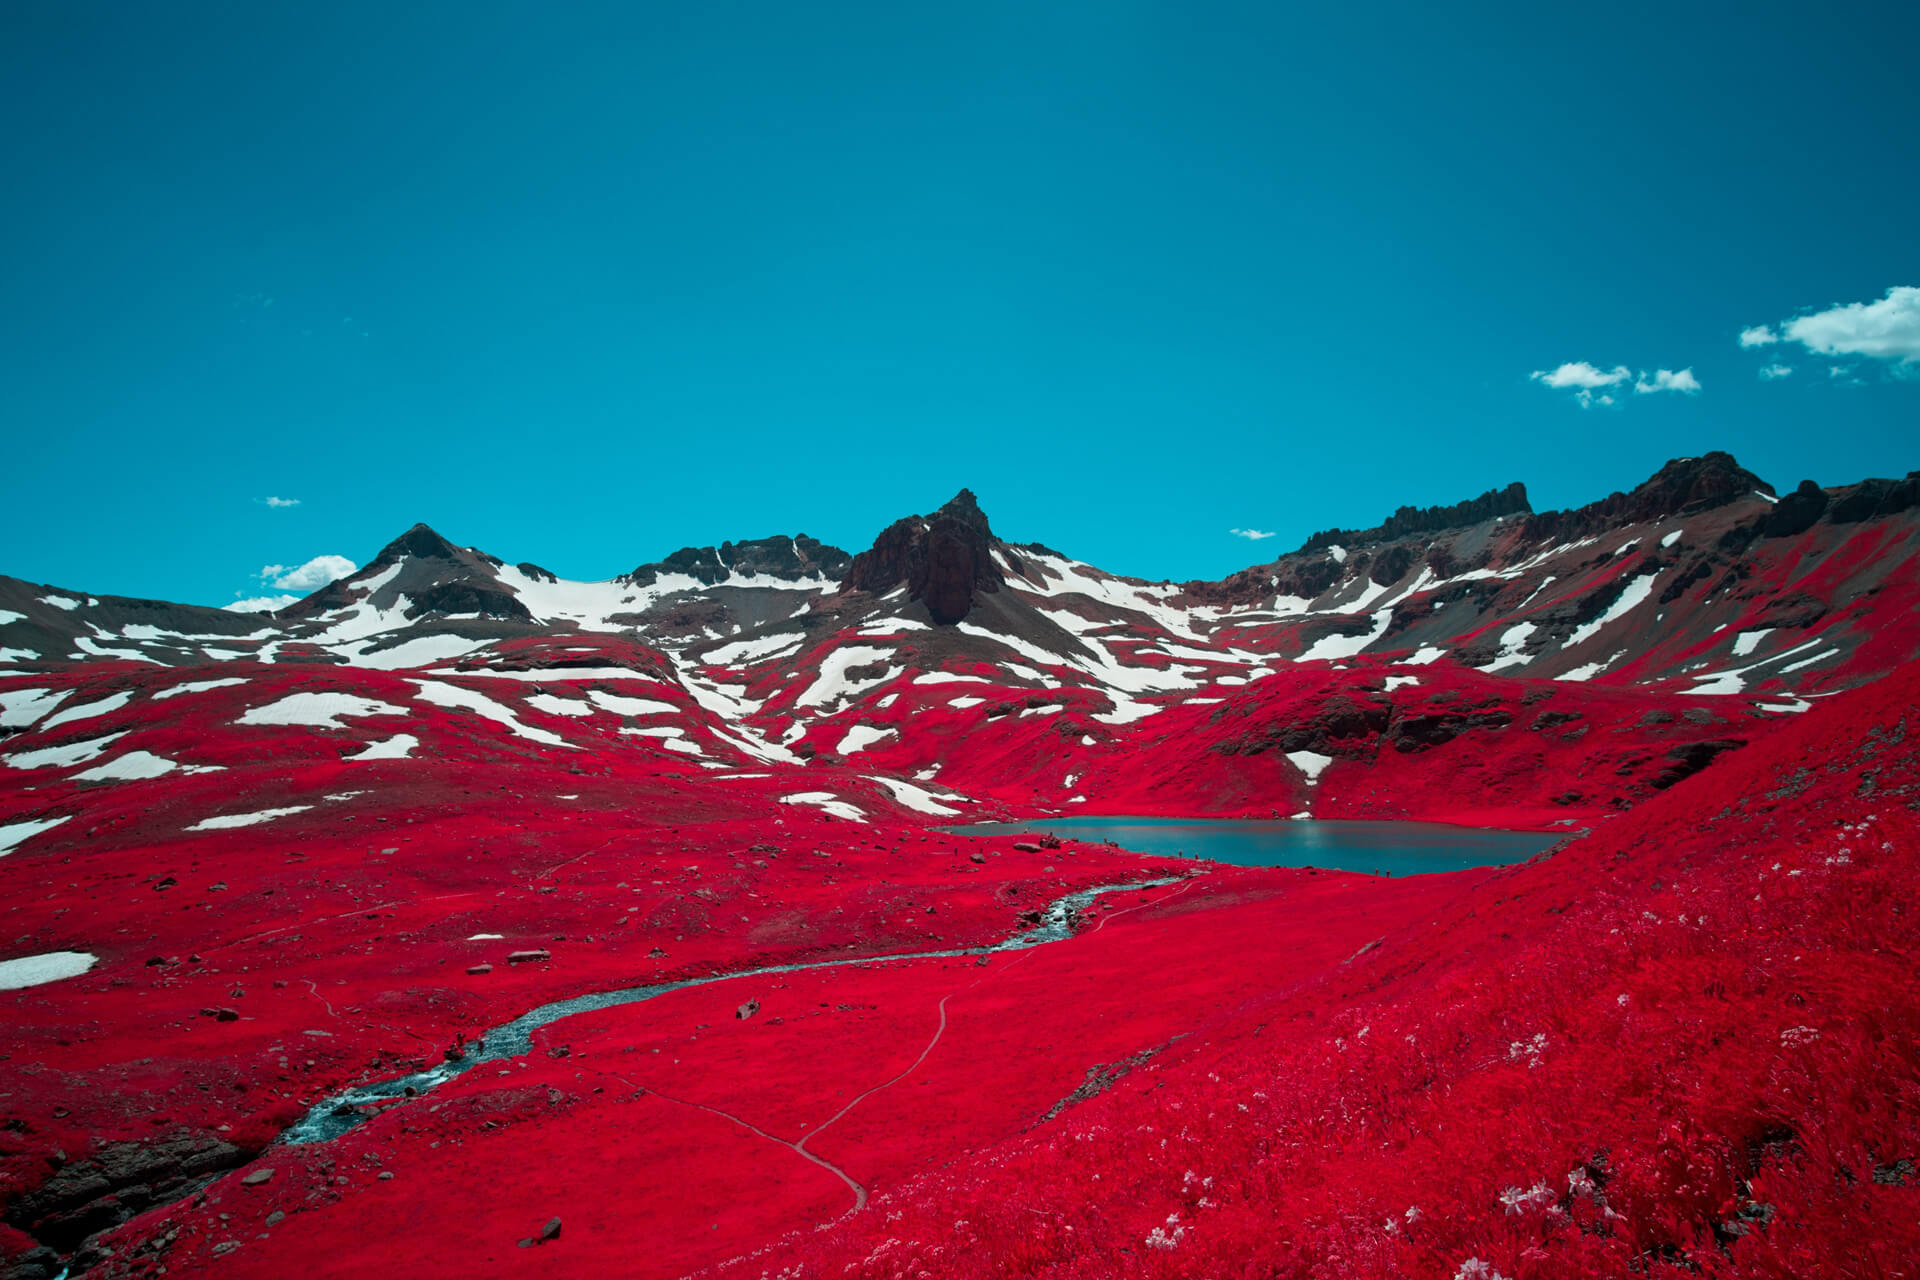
[4, 0, 1916, 608]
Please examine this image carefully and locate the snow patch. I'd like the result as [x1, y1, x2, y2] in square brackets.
[41, 691, 134, 732]
[187, 806, 315, 831]
[240, 693, 409, 730]
[866, 776, 962, 816]
[7, 733, 127, 770]
[704, 633, 804, 664]
[346, 734, 419, 761]
[0, 951, 96, 990]
[1298, 609, 1393, 662]
[0, 688, 69, 728]
[586, 690, 678, 717]
[1286, 750, 1334, 783]
[780, 792, 868, 822]
[795, 646, 897, 709]
[525, 693, 592, 718]
[1567, 573, 1659, 647]
[412, 681, 573, 748]
[74, 751, 209, 782]
[1481, 622, 1537, 673]
[153, 678, 248, 701]
[0, 817, 70, 857]
[837, 724, 896, 755]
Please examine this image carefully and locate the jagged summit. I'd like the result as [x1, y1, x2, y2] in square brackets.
[841, 489, 1006, 625]
[1299, 482, 1533, 554]
[371, 523, 471, 567]
[1521, 451, 1773, 542]
[625, 534, 850, 588]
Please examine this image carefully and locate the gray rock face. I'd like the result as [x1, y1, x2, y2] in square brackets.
[625, 534, 851, 588]
[6, 1130, 245, 1253]
[840, 490, 1006, 626]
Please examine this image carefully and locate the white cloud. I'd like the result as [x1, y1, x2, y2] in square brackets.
[257, 496, 301, 508]
[1634, 368, 1701, 395]
[1759, 363, 1793, 380]
[1531, 362, 1630, 390]
[1230, 528, 1276, 541]
[1531, 361, 1695, 408]
[226, 594, 300, 614]
[258, 554, 356, 592]
[1738, 325, 1779, 348]
[1780, 286, 1920, 364]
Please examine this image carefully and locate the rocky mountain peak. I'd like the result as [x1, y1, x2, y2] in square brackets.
[624, 534, 852, 588]
[1628, 452, 1772, 517]
[373, 523, 468, 567]
[1297, 481, 1533, 554]
[1521, 452, 1773, 542]
[841, 489, 1006, 625]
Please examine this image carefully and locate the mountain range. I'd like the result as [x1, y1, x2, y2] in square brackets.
[2, 450, 1918, 1279]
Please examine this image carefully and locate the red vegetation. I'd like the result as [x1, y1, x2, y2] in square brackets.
[744, 663, 1920, 1279]
[1, 641, 1917, 1278]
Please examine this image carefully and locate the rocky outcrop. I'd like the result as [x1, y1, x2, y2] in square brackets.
[1648, 739, 1746, 790]
[281, 523, 490, 619]
[1764, 480, 1831, 538]
[625, 534, 850, 588]
[1825, 472, 1920, 524]
[409, 579, 534, 621]
[1387, 708, 1514, 753]
[841, 490, 1005, 626]
[1299, 482, 1532, 553]
[5, 1130, 246, 1253]
[373, 523, 466, 565]
[1522, 453, 1773, 543]
[1211, 694, 1393, 760]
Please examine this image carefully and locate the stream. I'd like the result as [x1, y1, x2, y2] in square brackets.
[279, 874, 1192, 1145]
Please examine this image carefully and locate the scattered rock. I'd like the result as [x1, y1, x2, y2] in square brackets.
[241, 1168, 274, 1187]
[736, 1000, 760, 1020]
[201, 1007, 240, 1022]
[1012, 841, 1042, 853]
[378, 1171, 394, 1181]
[506, 949, 551, 965]
[541, 1216, 563, 1241]
[969, 852, 986, 864]
[466, 964, 493, 975]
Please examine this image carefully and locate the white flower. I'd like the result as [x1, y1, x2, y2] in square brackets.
[1145, 1225, 1186, 1251]
[1781, 1026, 1820, 1047]
[1455, 1260, 1512, 1280]
[1500, 1182, 1556, 1215]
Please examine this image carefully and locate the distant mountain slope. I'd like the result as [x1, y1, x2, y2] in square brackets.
[2, 454, 1916, 799]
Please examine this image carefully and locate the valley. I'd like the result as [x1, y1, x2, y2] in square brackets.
[1, 453, 1917, 1278]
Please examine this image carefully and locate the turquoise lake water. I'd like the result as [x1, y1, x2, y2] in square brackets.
[950, 817, 1568, 876]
